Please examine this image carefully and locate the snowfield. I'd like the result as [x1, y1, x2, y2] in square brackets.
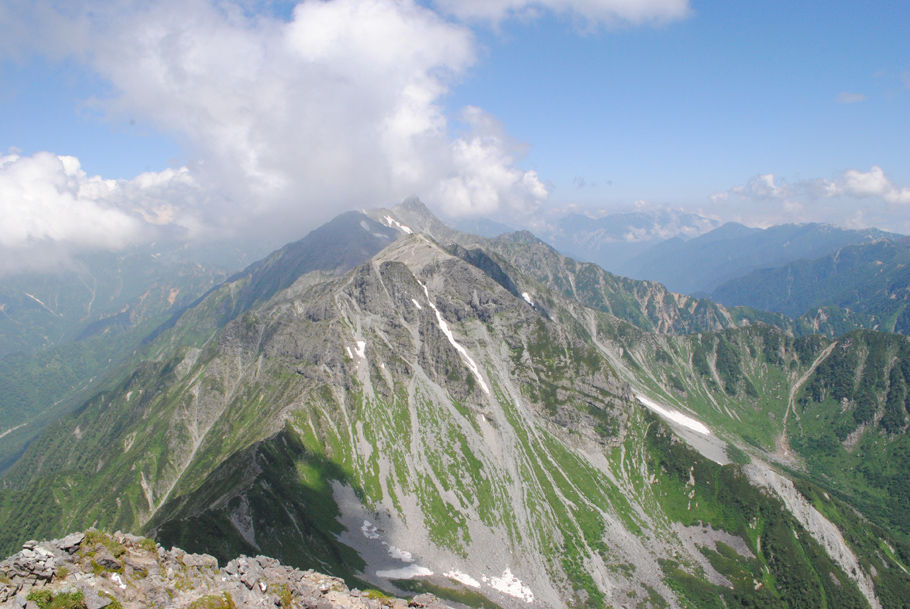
[482, 568, 534, 603]
[444, 570, 481, 588]
[419, 281, 490, 395]
[375, 565, 433, 579]
[635, 393, 711, 435]
[383, 215, 413, 234]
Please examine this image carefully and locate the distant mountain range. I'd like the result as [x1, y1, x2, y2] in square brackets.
[532, 209, 721, 279]
[625, 222, 900, 295]
[532, 211, 909, 337]
[0, 242, 261, 471]
[711, 237, 910, 333]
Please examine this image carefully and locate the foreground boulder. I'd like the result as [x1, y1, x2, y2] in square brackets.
[0, 531, 444, 609]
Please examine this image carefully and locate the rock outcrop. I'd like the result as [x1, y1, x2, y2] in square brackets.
[0, 531, 444, 609]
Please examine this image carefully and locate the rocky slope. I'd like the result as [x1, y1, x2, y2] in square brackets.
[0, 530, 446, 609]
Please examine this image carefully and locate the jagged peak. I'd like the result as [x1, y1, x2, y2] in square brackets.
[395, 195, 431, 215]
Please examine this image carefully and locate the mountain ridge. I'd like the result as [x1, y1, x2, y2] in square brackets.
[0, 201, 907, 608]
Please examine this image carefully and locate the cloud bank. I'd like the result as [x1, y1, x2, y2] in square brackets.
[0, 0, 559, 266]
[710, 166, 910, 233]
[0, 152, 199, 274]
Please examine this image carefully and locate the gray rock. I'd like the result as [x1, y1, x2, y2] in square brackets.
[408, 594, 444, 608]
[58, 533, 85, 553]
[115, 533, 143, 546]
[181, 552, 218, 570]
[239, 571, 259, 590]
[80, 586, 113, 609]
[92, 547, 121, 571]
[299, 594, 334, 609]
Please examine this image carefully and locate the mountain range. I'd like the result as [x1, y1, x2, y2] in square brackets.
[0, 201, 907, 609]
[710, 237, 910, 333]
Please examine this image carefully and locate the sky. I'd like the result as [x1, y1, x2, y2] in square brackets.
[0, 0, 908, 273]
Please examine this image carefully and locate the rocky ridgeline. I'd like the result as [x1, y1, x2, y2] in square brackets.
[0, 531, 446, 609]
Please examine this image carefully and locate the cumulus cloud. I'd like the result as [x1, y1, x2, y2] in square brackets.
[433, 0, 690, 26]
[740, 173, 787, 199]
[0, 152, 140, 250]
[0, 0, 556, 259]
[0, 151, 201, 273]
[432, 107, 547, 216]
[709, 166, 910, 232]
[838, 166, 910, 204]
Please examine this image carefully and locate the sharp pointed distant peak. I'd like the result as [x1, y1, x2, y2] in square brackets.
[391, 197, 443, 224]
[397, 195, 430, 212]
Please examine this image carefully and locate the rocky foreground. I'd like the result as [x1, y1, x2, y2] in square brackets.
[0, 531, 446, 609]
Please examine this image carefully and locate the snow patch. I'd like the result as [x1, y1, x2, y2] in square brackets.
[387, 546, 414, 562]
[482, 568, 534, 603]
[521, 292, 534, 306]
[384, 215, 413, 234]
[0, 423, 26, 440]
[354, 340, 366, 359]
[110, 573, 126, 590]
[419, 282, 490, 395]
[376, 565, 433, 579]
[345, 346, 353, 359]
[636, 393, 711, 435]
[411, 298, 422, 310]
[361, 520, 380, 540]
[445, 570, 481, 588]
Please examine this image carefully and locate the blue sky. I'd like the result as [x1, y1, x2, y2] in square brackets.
[0, 0, 908, 271]
[449, 1, 910, 206]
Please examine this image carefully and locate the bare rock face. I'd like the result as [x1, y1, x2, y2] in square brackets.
[0, 531, 445, 609]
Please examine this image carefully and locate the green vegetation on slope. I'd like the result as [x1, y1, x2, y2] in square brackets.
[792, 330, 910, 537]
[645, 420, 874, 609]
[712, 238, 910, 334]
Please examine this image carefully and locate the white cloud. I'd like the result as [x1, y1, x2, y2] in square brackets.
[712, 173, 789, 202]
[0, 152, 139, 250]
[839, 166, 910, 204]
[835, 92, 866, 104]
[432, 107, 547, 216]
[0, 151, 202, 274]
[1, 0, 555, 255]
[709, 166, 910, 232]
[433, 0, 690, 26]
